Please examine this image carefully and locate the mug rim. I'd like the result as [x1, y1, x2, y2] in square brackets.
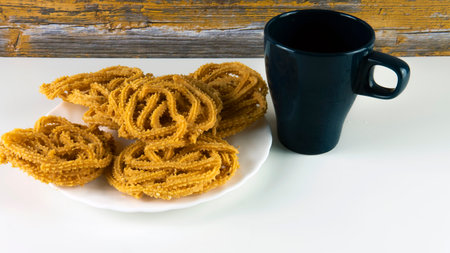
[264, 9, 376, 56]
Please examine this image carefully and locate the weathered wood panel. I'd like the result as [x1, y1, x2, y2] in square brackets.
[0, 0, 448, 57]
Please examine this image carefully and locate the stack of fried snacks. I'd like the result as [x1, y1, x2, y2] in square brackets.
[3, 62, 267, 200]
[106, 136, 238, 200]
[190, 62, 268, 138]
[0, 116, 115, 186]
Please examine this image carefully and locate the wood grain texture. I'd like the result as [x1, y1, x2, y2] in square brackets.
[0, 0, 448, 57]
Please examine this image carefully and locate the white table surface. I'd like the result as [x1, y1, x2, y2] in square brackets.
[0, 57, 449, 253]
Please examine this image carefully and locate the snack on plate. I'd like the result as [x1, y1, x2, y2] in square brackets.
[190, 62, 268, 138]
[3, 62, 268, 200]
[40, 66, 151, 129]
[106, 135, 238, 200]
[108, 74, 222, 146]
[0, 116, 115, 186]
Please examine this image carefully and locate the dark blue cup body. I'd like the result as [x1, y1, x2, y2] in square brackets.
[264, 9, 410, 154]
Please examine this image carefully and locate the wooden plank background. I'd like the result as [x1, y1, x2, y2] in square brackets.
[0, 0, 448, 58]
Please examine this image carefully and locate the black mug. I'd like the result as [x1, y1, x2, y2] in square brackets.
[264, 9, 410, 155]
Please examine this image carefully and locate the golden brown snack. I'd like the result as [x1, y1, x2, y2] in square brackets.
[108, 74, 222, 146]
[0, 116, 115, 186]
[40, 65, 150, 129]
[106, 136, 239, 200]
[190, 62, 268, 138]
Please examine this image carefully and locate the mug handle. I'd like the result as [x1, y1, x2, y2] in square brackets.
[355, 51, 410, 99]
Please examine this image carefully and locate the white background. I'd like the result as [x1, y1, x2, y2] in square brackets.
[0, 57, 449, 252]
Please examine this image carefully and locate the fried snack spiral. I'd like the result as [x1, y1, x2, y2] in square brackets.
[191, 62, 268, 138]
[40, 66, 149, 129]
[0, 116, 115, 186]
[108, 74, 222, 147]
[106, 136, 239, 200]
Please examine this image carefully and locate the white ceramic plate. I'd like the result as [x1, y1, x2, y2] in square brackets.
[47, 102, 272, 212]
